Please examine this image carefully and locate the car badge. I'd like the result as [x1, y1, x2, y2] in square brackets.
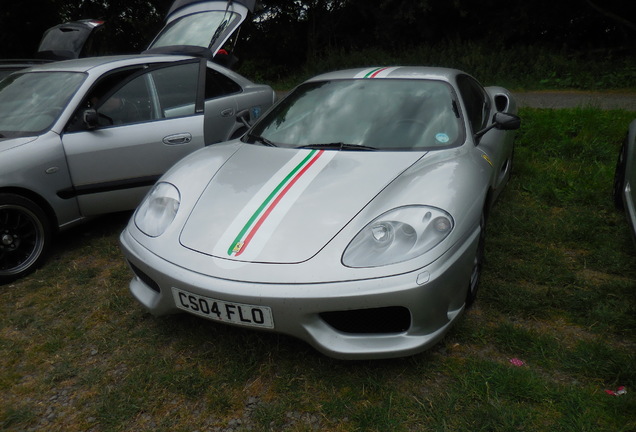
[251, 106, 262, 119]
[232, 242, 244, 253]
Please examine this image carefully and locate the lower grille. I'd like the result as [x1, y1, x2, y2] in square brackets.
[320, 306, 411, 334]
[128, 261, 161, 293]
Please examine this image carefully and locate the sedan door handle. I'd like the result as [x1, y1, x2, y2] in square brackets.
[220, 108, 234, 117]
[163, 133, 192, 145]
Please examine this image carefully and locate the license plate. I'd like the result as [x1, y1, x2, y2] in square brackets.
[172, 287, 274, 329]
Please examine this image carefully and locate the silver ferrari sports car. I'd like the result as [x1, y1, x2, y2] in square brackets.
[0, 0, 274, 283]
[120, 66, 521, 359]
[614, 119, 636, 242]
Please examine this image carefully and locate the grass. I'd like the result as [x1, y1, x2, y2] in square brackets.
[1, 107, 635, 431]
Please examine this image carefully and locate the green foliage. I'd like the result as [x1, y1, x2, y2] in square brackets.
[240, 43, 636, 91]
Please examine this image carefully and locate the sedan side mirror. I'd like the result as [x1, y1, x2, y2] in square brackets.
[236, 109, 252, 129]
[475, 112, 521, 139]
[83, 108, 99, 130]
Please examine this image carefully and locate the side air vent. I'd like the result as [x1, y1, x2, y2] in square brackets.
[494, 94, 509, 112]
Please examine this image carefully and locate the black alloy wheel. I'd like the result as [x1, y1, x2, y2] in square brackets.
[0, 194, 51, 284]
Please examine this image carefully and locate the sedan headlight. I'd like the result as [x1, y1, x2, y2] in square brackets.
[134, 182, 180, 237]
[343, 206, 453, 268]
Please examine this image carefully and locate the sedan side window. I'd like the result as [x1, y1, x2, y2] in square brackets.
[205, 67, 241, 100]
[98, 74, 153, 125]
[457, 75, 490, 134]
[67, 62, 200, 131]
[150, 62, 199, 118]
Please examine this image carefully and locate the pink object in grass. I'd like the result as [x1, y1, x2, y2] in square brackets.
[509, 358, 525, 367]
[605, 386, 627, 396]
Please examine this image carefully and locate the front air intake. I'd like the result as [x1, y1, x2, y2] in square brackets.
[128, 261, 161, 293]
[320, 306, 411, 334]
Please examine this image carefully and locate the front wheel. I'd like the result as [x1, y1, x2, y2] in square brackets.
[466, 211, 486, 307]
[0, 194, 52, 284]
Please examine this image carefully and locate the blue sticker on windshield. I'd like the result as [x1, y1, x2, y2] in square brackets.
[435, 133, 449, 143]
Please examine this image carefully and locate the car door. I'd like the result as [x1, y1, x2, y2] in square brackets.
[457, 74, 510, 188]
[61, 59, 205, 216]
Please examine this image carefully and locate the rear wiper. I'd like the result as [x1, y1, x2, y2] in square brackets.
[297, 142, 378, 151]
[247, 133, 277, 147]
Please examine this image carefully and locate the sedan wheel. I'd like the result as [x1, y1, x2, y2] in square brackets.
[466, 211, 486, 307]
[0, 194, 51, 284]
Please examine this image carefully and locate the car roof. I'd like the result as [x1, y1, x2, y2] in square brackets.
[307, 66, 466, 83]
[17, 54, 194, 74]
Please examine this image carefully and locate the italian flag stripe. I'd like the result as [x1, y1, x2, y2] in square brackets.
[365, 67, 390, 78]
[227, 149, 325, 256]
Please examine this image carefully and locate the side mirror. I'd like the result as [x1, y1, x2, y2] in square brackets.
[493, 112, 521, 131]
[236, 109, 251, 129]
[475, 112, 521, 139]
[83, 108, 99, 130]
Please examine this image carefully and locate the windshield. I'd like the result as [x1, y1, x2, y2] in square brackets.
[247, 79, 464, 151]
[0, 71, 86, 138]
[151, 11, 242, 49]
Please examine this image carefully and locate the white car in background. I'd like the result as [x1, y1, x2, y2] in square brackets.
[614, 119, 636, 242]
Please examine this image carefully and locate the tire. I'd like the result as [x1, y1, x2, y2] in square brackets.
[613, 137, 628, 211]
[466, 211, 486, 308]
[0, 194, 52, 284]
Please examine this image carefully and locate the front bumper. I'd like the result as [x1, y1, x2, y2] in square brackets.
[119, 227, 479, 360]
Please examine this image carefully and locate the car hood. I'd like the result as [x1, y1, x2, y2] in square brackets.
[145, 0, 254, 59]
[0, 136, 38, 152]
[179, 145, 425, 264]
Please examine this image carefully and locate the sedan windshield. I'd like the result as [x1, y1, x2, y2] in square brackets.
[247, 79, 464, 151]
[0, 71, 86, 138]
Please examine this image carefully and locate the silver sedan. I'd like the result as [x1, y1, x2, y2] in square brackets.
[120, 67, 520, 359]
[0, 55, 273, 282]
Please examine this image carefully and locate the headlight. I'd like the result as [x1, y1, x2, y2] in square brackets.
[134, 182, 180, 237]
[342, 206, 453, 268]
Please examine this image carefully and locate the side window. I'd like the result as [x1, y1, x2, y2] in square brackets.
[205, 67, 241, 100]
[150, 62, 199, 118]
[98, 74, 153, 125]
[457, 75, 490, 134]
[67, 62, 200, 132]
[66, 67, 142, 131]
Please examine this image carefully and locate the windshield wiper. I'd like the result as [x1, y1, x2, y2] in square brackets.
[297, 142, 378, 151]
[247, 133, 277, 147]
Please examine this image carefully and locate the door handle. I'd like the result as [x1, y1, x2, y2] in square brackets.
[163, 133, 192, 145]
[220, 108, 234, 117]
